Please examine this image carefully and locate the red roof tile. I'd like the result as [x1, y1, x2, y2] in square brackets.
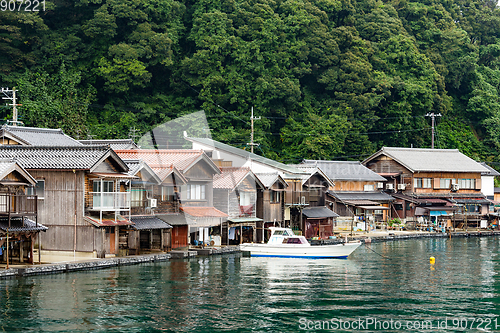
[181, 206, 228, 218]
[213, 167, 252, 189]
[115, 149, 205, 171]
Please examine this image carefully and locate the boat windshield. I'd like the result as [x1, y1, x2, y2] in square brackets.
[282, 237, 307, 244]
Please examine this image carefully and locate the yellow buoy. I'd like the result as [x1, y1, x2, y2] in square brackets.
[429, 256, 435, 264]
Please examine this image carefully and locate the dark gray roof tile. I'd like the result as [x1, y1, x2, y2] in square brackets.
[1, 125, 82, 146]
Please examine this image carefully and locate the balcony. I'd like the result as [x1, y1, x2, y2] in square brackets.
[0, 194, 37, 216]
[88, 192, 130, 211]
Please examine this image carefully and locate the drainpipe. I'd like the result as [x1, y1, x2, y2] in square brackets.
[74, 170, 77, 260]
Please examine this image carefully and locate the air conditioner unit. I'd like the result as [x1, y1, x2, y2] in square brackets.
[377, 182, 384, 189]
[386, 184, 394, 190]
[301, 196, 306, 205]
[451, 184, 460, 192]
[148, 198, 157, 208]
[397, 184, 406, 190]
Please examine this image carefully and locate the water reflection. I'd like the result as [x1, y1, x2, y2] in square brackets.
[0, 238, 499, 331]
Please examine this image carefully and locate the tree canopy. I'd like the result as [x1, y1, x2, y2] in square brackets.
[1, 0, 500, 164]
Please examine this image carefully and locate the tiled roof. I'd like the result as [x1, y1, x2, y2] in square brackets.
[301, 160, 386, 181]
[363, 147, 488, 173]
[213, 167, 254, 189]
[0, 159, 36, 185]
[79, 139, 139, 150]
[156, 213, 190, 226]
[480, 162, 500, 176]
[302, 206, 339, 218]
[185, 137, 305, 174]
[255, 172, 288, 189]
[327, 191, 395, 202]
[0, 125, 82, 146]
[181, 206, 228, 218]
[0, 146, 127, 171]
[0, 217, 48, 232]
[129, 216, 172, 230]
[123, 159, 162, 184]
[115, 149, 219, 174]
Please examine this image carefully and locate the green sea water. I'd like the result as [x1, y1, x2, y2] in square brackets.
[1, 237, 500, 332]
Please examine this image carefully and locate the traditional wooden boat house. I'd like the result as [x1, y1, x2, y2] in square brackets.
[0, 159, 47, 265]
[300, 160, 393, 229]
[212, 167, 264, 244]
[363, 147, 490, 229]
[0, 145, 134, 258]
[254, 172, 288, 238]
[122, 159, 186, 254]
[115, 149, 227, 249]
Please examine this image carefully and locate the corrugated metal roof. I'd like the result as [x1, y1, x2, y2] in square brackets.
[79, 139, 139, 150]
[0, 217, 47, 232]
[363, 147, 488, 173]
[0, 146, 126, 170]
[327, 191, 395, 202]
[130, 216, 172, 230]
[185, 137, 305, 174]
[1, 125, 82, 146]
[301, 160, 386, 181]
[302, 206, 339, 218]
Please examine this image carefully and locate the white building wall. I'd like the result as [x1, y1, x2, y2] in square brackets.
[481, 175, 495, 198]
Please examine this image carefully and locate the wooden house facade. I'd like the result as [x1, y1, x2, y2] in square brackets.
[115, 149, 226, 249]
[0, 146, 133, 258]
[363, 147, 490, 229]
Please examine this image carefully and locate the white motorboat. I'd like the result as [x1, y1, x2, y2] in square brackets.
[240, 227, 361, 259]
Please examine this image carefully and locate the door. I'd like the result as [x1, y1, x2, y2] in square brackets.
[110, 227, 116, 254]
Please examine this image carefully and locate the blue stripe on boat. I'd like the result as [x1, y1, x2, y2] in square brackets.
[250, 254, 348, 259]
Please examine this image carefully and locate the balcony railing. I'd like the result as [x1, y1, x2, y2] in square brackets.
[0, 194, 37, 216]
[90, 192, 130, 211]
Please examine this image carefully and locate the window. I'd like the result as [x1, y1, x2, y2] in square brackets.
[130, 188, 144, 207]
[270, 190, 280, 204]
[240, 191, 252, 206]
[93, 180, 114, 192]
[161, 186, 174, 201]
[458, 179, 475, 189]
[26, 180, 45, 199]
[414, 178, 432, 188]
[364, 184, 374, 191]
[440, 178, 452, 189]
[187, 184, 205, 200]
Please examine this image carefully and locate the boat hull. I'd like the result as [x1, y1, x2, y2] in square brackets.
[240, 242, 361, 259]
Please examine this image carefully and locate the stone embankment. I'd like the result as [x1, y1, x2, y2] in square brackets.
[0, 246, 240, 280]
[310, 230, 500, 245]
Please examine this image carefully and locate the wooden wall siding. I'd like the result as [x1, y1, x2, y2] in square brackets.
[366, 157, 411, 177]
[29, 170, 86, 227]
[39, 225, 96, 252]
[0, 138, 21, 145]
[332, 181, 379, 192]
[5, 171, 24, 182]
[213, 189, 229, 216]
[93, 158, 119, 173]
[411, 172, 482, 193]
[183, 160, 215, 180]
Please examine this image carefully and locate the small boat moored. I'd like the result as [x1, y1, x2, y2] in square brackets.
[240, 227, 361, 259]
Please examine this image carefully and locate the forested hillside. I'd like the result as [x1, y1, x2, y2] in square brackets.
[1, 0, 500, 163]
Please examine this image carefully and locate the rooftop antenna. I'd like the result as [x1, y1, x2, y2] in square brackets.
[247, 106, 260, 153]
[425, 112, 441, 149]
[1, 87, 23, 126]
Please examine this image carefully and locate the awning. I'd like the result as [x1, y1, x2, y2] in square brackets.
[130, 216, 172, 230]
[181, 207, 228, 218]
[228, 217, 263, 223]
[415, 206, 458, 215]
[453, 198, 491, 205]
[302, 206, 339, 218]
[344, 200, 380, 206]
[84, 215, 134, 227]
[430, 211, 448, 216]
[358, 206, 389, 210]
[0, 217, 48, 232]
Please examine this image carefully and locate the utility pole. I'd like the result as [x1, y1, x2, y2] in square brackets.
[425, 112, 441, 148]
[247, 106, 260, 153]
[1, 87, 23, 126]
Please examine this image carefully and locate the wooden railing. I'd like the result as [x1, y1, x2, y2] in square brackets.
[0, 193, 37, 216]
